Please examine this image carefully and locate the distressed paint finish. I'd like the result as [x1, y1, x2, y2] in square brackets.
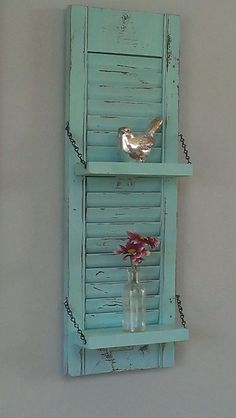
[159, 15, 181, 367]
[65, 5, 88, 376]
[87, 8, 164, 56]
[65, 5, 188, 376]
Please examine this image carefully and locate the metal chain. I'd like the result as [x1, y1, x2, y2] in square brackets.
[179, 133, 192, 164]
[175, 294, 187, 328]
[65, 122, 87, 167]
[64, 297, 87, 345]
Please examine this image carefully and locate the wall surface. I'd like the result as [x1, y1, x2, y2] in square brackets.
[1, 1, 236, 417]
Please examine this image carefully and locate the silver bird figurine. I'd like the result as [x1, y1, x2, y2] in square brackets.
[118, 117, 163, 162]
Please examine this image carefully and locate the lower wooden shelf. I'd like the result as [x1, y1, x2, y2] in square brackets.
[73, 325, 189, 349]
[75, 162, 193, 177]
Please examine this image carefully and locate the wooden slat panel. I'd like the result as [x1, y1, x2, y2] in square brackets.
[86, 280, 160, 298]
[88, 52, 163, 71]
[87, 192, 161, 207]
[86, 222, 161, 238]
[91, 237, 124, 253]
[86, 266, 160, 282]
[88, 69, 162, 87]
[87, 115, 163, 132]
[86, 295, 160, 313]
[86, 237, 158, 253]
[88, 86, 162, 102]
[87, 131, 162, 147]
[88, 100, 162, 117]
[86, 176, 162, 192]
[85, 310, 159, 329]
[86, 252, 160, 268]
[87, 207, 161, 223]
[88, 8, 164, 56]
[87, 146, 162, 162]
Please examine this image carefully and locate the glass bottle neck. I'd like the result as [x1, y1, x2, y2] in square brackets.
[128, 266, 139, 284]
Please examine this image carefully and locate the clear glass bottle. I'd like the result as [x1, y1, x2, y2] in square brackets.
[122, 266, 146, 332]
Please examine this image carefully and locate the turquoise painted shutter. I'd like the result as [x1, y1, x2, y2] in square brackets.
[65, 5, 189, 376]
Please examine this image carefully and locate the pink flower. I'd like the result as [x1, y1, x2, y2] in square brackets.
[116, 231, 160, 266]
[127, 231, 160, 249]
[116, 242, 149, 265]
[144, 236, 160, 249]
[127, 231, 143, 243]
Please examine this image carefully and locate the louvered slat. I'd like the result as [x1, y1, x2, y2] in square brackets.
[86, 295, 160, 313]
[87, 132, 162, 147]
[86, 266, 160, 283]
[86, 207, 161, 223]
[86, 252, 160, 268]
[85, 310, 159, 329]
[86, 176, 162, 192]
[86, 280, 160, 299]
[87, 192, 161, 207]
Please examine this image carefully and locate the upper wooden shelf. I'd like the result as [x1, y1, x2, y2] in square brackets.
[72, 324, 189, 349]
[75, 162, 193, 177]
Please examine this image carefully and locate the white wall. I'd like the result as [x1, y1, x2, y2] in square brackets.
[1, 1, 236, 417]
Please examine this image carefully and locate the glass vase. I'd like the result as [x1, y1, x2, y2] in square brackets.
[122, 266, 146, 332]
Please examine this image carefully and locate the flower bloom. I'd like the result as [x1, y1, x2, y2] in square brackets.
[116, 232, 160, 266]
[116, 242, 149, 264]
[127, 231, 160, 249]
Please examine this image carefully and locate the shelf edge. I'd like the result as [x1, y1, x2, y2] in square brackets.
[75, 162, 193, 177]
[72, 325, 189, 349]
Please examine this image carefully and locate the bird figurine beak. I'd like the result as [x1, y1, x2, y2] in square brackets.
[118, 117, 163, 162]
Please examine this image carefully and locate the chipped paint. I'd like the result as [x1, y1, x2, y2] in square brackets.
[167, 34, 172, 70]
[139, 344, 149, 354]
[101, 348, 117, 372]
[120, 13, 130, 32]
[95, 270, 104, 276]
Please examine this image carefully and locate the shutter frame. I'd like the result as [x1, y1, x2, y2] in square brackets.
[64, 5, 190, 376]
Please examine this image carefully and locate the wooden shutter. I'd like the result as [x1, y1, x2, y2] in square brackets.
[64, 5, 191, 376]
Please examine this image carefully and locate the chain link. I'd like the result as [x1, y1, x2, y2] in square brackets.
[175, 294, 187, 328]
[179, 133, 192, 164]
[65, 122, 87, 167]
[64, 297, 87, 345]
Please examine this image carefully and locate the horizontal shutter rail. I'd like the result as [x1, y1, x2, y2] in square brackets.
[87, 115, 163, 132]
[86, 251, 161, 268]
[88, 52, 163, 71]
[86, 295, 160, 314]
[88, 86, 162, 103]
[86, 237, 160, 253]
[88, 69, 162, 86]
[86, 266, 160, 283]
[87, 146, 162, 163]
[87, 192, 162, 207]
[86, 207, 161, 224]
[87, 132, 162, 147]
[86, 279, 160, 299]
[85, 310, 159, 329]
[88, 100, 162, 117]
[86, 177, 162, 192]
[86, 222, 161, 238]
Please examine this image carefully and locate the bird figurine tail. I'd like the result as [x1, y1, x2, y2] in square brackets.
[146, 117, 163, 137]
